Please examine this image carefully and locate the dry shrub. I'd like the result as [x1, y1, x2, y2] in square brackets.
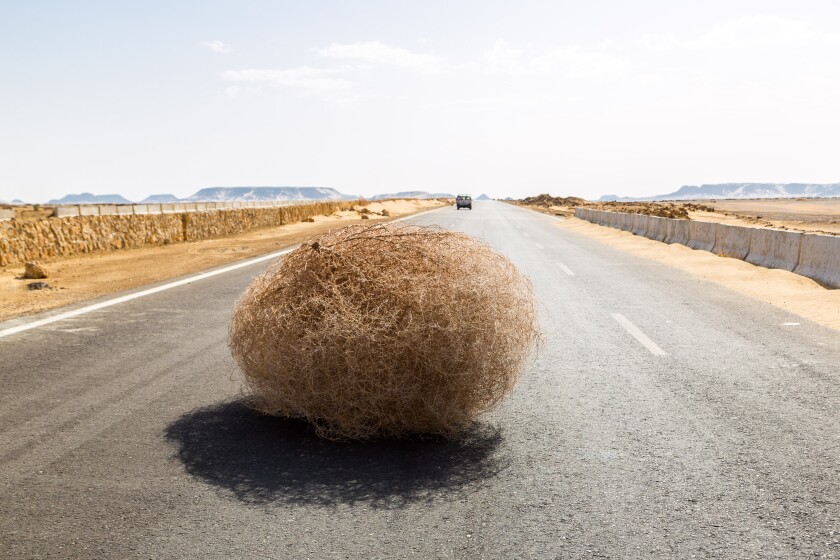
[229, 223, 539, 440]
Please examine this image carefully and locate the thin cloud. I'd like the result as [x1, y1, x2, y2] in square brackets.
[484, 40, 631, 80]
[221, 67, 356, 94]
[202, 40, 233, 54]
[315, 41, 444, 73]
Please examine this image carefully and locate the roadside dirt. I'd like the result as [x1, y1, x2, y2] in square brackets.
[0, 199, 445, 322]
[692, 198, 840, 235]
[514, 195, 840, 235]
[558, 217, 840, 331]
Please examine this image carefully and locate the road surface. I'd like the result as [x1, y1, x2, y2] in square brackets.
[1, 201, 838, 559]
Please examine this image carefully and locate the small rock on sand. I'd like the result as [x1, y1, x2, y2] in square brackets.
[28, 282, 50, 290]
[24, 262, 49, 279]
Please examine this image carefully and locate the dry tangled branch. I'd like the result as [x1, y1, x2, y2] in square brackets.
[229, 223, 539, 440]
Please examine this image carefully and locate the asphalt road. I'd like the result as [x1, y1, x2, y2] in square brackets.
[1, 201, 838, 559]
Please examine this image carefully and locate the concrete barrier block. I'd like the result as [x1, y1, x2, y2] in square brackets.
[182, 203, 197, 212]
[116, 205, 133, 215]
[0, 208, 14, 221]
[745, 228, 802, 272]
[646, 216, 668, 242]
[794, 234, 840, 288]
[131, 205, 148, 214]
[98, 205, 118, 215]
[55, 206, 81, 218]
[232, 201, 242, 208]
[616, 213, 626, 229]
[713, 224, 751, 259]
[617, 213, 628, 231]
[665, 219, 689, 245]
[195, 203, 207, 211]
[79, 205, 100, 216]
[687, 221, 717, 251]
[161, 204, 177, 213]
[574, 208, 583, 219]
[631, 214, 649, 236]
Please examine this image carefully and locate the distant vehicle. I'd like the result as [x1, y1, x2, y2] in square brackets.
[455, 194, 472, 210]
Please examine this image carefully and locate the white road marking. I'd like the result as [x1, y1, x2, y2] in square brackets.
[0, 207, 447, 339]
[534, 242, 544, 250]
[781, 322, 800, 326]
[611, 313, 667, 356]
[0, 248, 295, 339]
[556, 262, 575, 276]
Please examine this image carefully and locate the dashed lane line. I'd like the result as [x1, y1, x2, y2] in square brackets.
[611, 313, 667, 356]
[556, 262, 575, 276]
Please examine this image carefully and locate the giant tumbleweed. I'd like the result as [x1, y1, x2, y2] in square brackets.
[228, 223, 539, 440]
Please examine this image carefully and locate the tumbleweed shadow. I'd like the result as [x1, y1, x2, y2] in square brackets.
[164, 399, 509, 508]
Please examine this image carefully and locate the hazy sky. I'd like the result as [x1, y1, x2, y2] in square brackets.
[3, 0, 840, 202]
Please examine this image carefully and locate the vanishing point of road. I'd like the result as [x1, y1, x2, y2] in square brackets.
[1, 201, 838, 559]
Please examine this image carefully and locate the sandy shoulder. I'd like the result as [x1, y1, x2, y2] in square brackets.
[0, 199, 445, 322]
[557, 218, 840, 332]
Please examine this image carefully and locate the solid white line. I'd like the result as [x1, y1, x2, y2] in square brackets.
[0, 248, 295, 339]
[556, 262, 575, 276]
[534, 242, 544, 250]
[611, 313, 667, 356]
[0, 206, 448, 339]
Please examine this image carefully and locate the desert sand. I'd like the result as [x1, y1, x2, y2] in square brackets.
[0, 199, 445, 322]
[521, 197, 840, 235]
[695, 198, 840, 235]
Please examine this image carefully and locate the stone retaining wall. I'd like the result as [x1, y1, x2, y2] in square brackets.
[0, 201, 350, 267]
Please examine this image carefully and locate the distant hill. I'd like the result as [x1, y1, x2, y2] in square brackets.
[184, 186, 356, 202]
[370, 191, 454, 200]
[48, 192, 133, 204]
[600, 183, 840, 202]
[141, 194, 181, 203]
[476, 194, 491, 200]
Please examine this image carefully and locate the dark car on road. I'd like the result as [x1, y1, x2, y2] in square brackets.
[456, 194, 472, 210]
